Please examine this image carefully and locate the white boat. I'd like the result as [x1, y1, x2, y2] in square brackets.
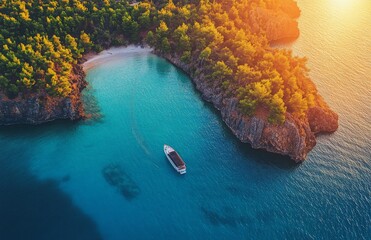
[164, 144, 186, 174]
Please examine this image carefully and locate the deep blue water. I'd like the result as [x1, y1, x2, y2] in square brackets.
[1, 1, 371, 237]
[0, 50, 369, 239]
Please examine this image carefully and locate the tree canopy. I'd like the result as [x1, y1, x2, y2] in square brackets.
[149, 0, 318, 123]
[1, 0, 318, 124]
[0, 0, 156, 97]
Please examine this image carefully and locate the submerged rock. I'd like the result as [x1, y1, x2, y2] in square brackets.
[201, 206, 249, 227]
[61, 175, 71, 182]
[102, 164, 140, 200]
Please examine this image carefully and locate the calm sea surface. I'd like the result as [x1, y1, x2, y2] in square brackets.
[0, 1, 370, 239]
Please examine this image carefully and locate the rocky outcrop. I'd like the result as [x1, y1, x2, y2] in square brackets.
[220, 98, 317, 161]
[160, 53, 338, 162]
[249, 1, 301, 42]
[307, 104, 338, 134]
[0, 65, 87, 125]
[279, 0, 301, 18]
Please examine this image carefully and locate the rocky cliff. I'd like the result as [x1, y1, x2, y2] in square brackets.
[160, 53, 338, 162]
[0, 65, 86, 125]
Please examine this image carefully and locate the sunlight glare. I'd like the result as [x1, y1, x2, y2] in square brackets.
[330, 0, 353, 8]
[326, 0, 360, 16]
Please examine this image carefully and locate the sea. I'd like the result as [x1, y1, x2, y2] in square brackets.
[0, 0, 370, 239]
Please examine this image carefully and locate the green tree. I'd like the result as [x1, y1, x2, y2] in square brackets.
[211, 61, 233, 82]
[160, 37, 171, 53]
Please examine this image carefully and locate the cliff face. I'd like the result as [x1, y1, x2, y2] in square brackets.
[307, 103, 338, 134]
[161, 53, 338, 162]
[0, 65, 87, 125]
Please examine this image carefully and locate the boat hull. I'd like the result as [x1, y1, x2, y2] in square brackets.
[164, 145, 186, 174]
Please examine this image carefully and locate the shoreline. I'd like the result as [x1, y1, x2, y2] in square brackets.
[155, 51, 337, 162]
[0, 46, 153, 125]
[80, 45, 334, 161]
[0, 44, 337, 161]
[82, 45, 153, 72]
[0, 64, 86, 125]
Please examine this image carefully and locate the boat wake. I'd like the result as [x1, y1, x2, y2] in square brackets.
[131, 126, 150, 155]
[129, 83, 160, 169]
[131, 127, 160, 168]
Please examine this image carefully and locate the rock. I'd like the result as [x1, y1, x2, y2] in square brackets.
[307, 106, 338, 134]
[0, 65, 87, 125]
[221, 98, 316, 162]
[159, 53, 337, 162]
[279, 0, 301, 18]
[249, 5, 300, 42]
[102, 164, 140, 200]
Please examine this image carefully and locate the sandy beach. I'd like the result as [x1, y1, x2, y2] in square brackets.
[82, 45, 153, 71]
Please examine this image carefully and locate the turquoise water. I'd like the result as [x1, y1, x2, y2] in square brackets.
[1, 1, 371, 238]
[0, 51, 369, 239]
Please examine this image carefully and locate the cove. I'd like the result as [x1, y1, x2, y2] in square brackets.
[0, 48, 369, 239]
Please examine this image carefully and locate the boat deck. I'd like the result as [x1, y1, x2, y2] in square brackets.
[168, 151, 185, 168]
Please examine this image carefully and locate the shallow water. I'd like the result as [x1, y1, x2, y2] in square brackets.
[0, 1, 370, 239]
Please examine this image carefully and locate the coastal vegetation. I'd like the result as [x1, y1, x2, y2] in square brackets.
[1, 0, 323, 124]
[0, 0, 151, 97]
[149, 0, 316, 124]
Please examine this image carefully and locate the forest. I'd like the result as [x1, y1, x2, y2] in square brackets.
[0, 0, 153, 98]
[0, 0, 318, 123]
